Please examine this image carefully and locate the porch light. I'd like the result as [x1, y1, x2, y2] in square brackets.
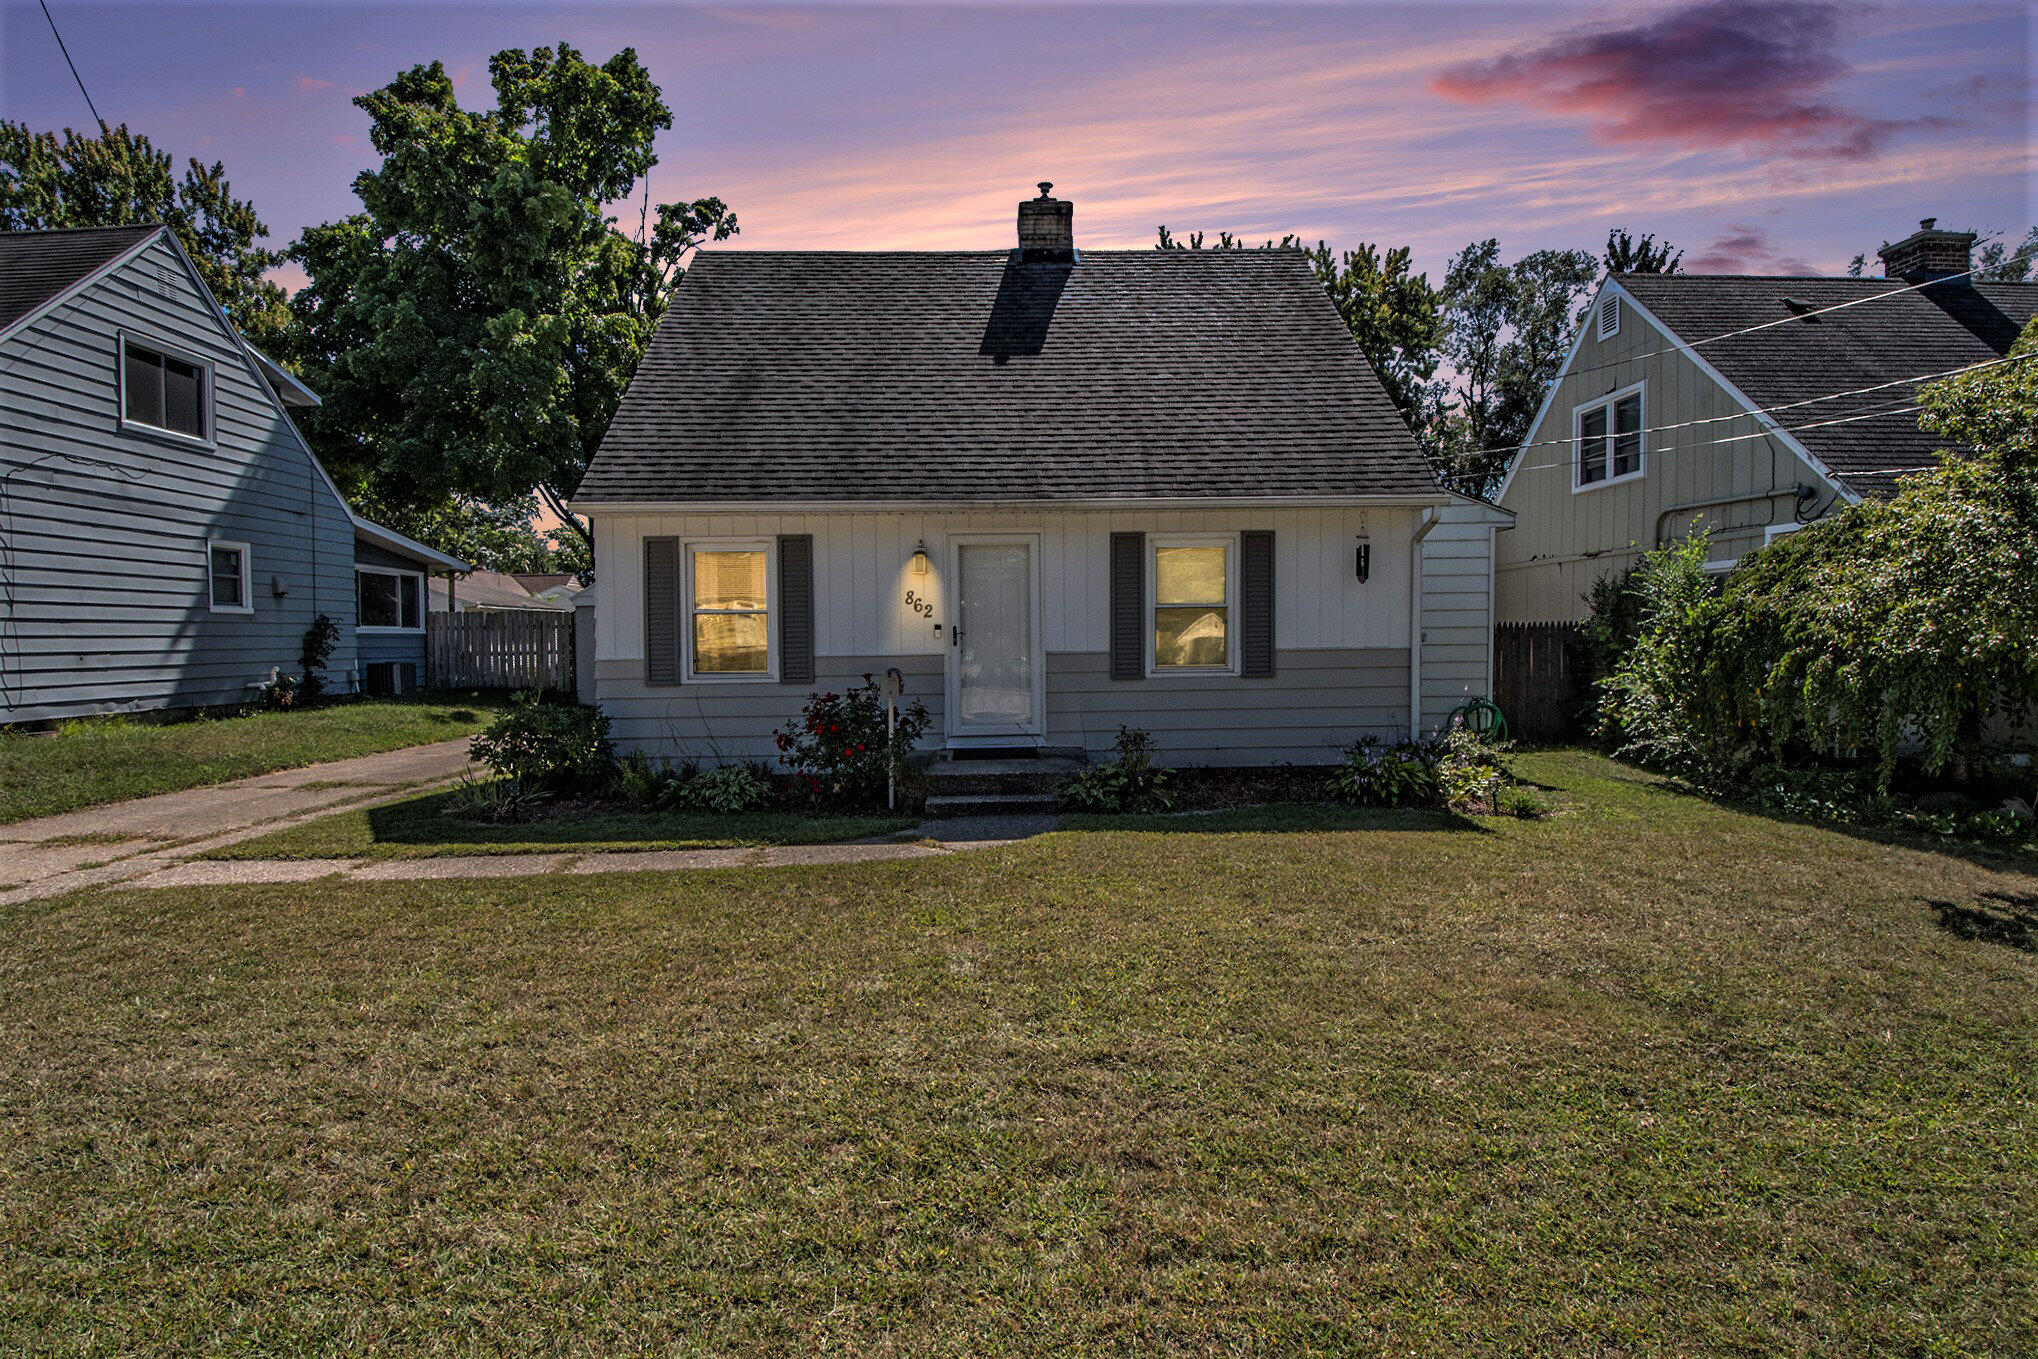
[911, 541, 930, 576]
[1354, 535, 1371, 583]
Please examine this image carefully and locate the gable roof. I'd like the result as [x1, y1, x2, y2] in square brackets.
[1614, 272, 2036, 497]
[577, 249, 1441, 506]
[0, 225, 163, 337]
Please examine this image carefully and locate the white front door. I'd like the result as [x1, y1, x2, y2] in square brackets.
[946, 535, 1043, 742]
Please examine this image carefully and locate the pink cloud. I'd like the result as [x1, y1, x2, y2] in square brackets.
[1433, 1, 1946, 161]
[296, 75, 337, 93]
[1686, 224, 1818, 274]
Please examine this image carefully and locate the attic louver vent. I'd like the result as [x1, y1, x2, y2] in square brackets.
[1597, 295, 1620, 339]
[156, 265, 173, 296]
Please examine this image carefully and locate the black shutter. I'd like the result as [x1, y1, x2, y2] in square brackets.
[778, 534, 814, 686]
[644, 537, 681, 685]
[1240, 530, 1275, 677]
[1109, 531, 1145, 681]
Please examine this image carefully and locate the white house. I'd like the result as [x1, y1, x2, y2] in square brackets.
[572, 187, 1504, 767]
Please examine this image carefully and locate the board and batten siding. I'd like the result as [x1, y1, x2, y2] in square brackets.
[590, 505, 1462, 766]
[1418, 497, 1508, 732]
[1494, 283, 1832, 625]
[0, 234, 359, 724]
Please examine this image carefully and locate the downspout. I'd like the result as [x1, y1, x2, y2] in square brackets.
[1408, 506, 1441, 740]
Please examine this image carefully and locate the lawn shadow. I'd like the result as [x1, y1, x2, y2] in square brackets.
[1058, 802, 1488, 836]
[1928, 890, 2038, 952]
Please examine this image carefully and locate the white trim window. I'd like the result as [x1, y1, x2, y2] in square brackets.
[1764, 522, 1803, 545]
[120, 335, 211, 443]
[356, 566, 423, 632]
[207, 540, 252, 614]
[1574, 383, 1645, 490]
[685, 540, 775, 680]
[1597, 294, 1620, 339]
[1149, 533, 1237, 674]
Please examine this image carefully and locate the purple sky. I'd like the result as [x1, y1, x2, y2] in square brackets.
[3, 1, 2030, 291]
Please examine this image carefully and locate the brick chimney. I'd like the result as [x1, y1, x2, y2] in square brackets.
[1016, 182, 1074, 260]
[1876, 218, 1976, 283]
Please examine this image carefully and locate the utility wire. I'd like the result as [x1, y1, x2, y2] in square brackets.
[1439, 349, 2035, 467]
[37, 0, 106, 129]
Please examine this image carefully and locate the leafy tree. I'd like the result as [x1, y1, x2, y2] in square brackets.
[1604, 228, 1682, 274]
[284, 45, 735, 549]
[361, 494, 592, 579]
[1973, 226, 2037, 282]
[0, 121, 287, 342]
[1425, 239, 1598, 495]
[1154, 225, 1442, 419]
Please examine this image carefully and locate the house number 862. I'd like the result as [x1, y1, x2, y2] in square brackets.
[904, 590, 933, 617]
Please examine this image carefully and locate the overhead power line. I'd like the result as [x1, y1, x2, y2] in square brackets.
[37, 0, 106, 129]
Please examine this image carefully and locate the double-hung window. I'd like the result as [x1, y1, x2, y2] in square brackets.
[686, 542, 773, 678]
[122, 339, 209, 441]
[208, 540, 251, 614]
[356, 567, 423, 631]
[1151, 536, 1235, 673]
[1575, 384, 1644, 489]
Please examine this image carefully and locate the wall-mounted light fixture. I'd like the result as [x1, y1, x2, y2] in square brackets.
[911, 541, 930, 576]
[1354, 535, 1371, 583]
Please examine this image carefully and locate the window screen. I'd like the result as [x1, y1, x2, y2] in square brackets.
[124, 342, 206, 439]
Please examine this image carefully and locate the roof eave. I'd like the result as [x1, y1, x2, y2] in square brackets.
[352, 514, 470, 572]
[569, 492, 1451, 515]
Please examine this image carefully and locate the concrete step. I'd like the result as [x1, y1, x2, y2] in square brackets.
[922, 792, 1062, 818]
[924, 755, 1085, 796]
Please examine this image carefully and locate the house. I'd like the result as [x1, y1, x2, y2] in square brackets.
[571, 186, 1505, 767]
[0, 225, 466, 723]
[428, 569, 573, 614]
[512, 572, 585, 608]
[1495, 219, 2037, 623]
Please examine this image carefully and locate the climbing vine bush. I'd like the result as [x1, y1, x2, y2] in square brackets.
[1597, 321, 2038, 786]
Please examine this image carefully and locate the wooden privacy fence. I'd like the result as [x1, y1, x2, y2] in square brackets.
[426, 611, 575, 692]
[1493, 622, 1583, 744]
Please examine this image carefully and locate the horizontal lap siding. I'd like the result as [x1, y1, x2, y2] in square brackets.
[599, 655, 945, 767]
[1, 237, 358, 724]
[1419, 510, 1498, 732]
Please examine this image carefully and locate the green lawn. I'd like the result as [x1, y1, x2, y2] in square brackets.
[0, 698, 504, 824]
[2, 751, 2034, 1354]
[205, 787, 913, 859]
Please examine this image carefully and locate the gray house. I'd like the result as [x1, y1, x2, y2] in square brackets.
[0, 225, 465, 724]
[572, 186, 1504, 766]
[1495, 219, 2035, 623]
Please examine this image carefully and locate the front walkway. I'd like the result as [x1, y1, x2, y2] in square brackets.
[0, 739, 478, 905]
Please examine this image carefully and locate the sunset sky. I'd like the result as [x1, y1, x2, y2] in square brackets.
[2, 1, 2030, 290]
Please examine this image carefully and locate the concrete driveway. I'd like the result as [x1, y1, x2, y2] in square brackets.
[0, 739, 478, 903]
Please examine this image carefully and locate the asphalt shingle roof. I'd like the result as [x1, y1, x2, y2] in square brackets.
[0, 225, 161, 335]
[1615, 271, 2037, 497]
[578, 249, 1439, 505]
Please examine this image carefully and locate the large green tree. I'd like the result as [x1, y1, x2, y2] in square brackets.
[1154, 225, 1442, 419]
[1604, 228, 1682, 275]
[1424, 239, 1597, 496]
[0, 121, 287, 342]
[285, 44, 735, 547]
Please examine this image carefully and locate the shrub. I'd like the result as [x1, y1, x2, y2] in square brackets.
[298, 614, 339, 701]
[470, 693, 613, 794]
[442, 774, 535, 821]
[1497, 785, 1549, 819]
[613, 751, 675, 807]
[259, 672, 304, 710]
[773, 676, 930, 808]
[1436, 726, 1512, 814]
[662, 765, 775, 813]
[1324, 735, 1439, 807]
[1595, 534, 1718, 776]
[1058, 726, 1175, 813]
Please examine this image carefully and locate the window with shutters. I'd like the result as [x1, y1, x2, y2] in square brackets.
[1573, 382, 1645, 490]
[1149, 534, 1237, 674]
[120, 336, 211, 442]
[685, 540, 775, 679]
[207, 540, 251, 614]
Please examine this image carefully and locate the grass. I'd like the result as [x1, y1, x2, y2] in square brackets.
[2, 749, 2034, 1355]
[204, 787, 914, 859]
[0, 697, 505, 824]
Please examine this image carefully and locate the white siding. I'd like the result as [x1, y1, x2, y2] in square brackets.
[0, 236, 359, 723]
[1419, 499, 1503, 732]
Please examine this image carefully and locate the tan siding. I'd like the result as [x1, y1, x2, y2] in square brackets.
[1495, 286, 1833, 623]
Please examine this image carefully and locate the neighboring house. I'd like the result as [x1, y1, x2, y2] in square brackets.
[1496, 219, 2036, 623]
[0, 225, 465, 724]
[512, 572, 585, 607]
[428, 569, 573, 614]
[571, 186, 1502, 767]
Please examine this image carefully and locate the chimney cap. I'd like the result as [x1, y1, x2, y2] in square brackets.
[1036, 181, 1055, 199]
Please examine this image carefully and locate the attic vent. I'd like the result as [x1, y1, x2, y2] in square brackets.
[155, 265, 173, 296]
[1782, 296, 1816, 317]
[1597, 294, 1620, 339]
